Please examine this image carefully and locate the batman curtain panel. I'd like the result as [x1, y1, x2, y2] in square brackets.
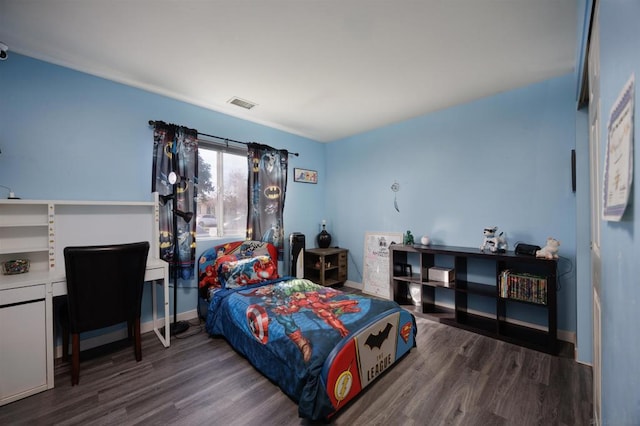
[151, 121, 198, 280]
[247, 143, 288, 257]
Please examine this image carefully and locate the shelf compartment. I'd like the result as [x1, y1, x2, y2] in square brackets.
[442, 313, 496, 335]
[0, 246, 50, 255]
[422, 279, 456, 290]
[304, 248, 348, 287]
[0, 251, 50, 275]
[322, 277, 343, 286]
[409, 302, 454, 318]
[392, 274, 421, 283]
[0, 204, 49, 227]
[396, 279, 456, 312]
[307, 265, 340, 272]
[0, 226, 50, 253]
[499, 296, 548, 307]
[455, 281, 495, 297]
[497, 321, 557, 354]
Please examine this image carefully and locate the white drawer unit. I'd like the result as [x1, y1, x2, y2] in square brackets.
[0, 283, 49, 406]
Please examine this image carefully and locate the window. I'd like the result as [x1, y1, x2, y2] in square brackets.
[197, 142, 248, 239]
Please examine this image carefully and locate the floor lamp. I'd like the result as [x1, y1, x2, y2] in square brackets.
[160, 172, 193, 336]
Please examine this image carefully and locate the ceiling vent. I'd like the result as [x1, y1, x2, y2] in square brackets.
[228, 97, 257, 110]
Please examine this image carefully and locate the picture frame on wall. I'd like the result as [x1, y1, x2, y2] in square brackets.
[603, 74, 634, 222]
[293, 168, 318, 184]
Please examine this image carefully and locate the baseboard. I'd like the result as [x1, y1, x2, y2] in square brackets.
[54, 309, 200, 359]
[343, 280, 362, 290]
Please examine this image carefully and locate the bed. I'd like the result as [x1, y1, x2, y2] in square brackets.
[198, 240, 416, 421]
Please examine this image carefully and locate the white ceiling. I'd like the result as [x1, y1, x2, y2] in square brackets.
[0, 1, 578, 142]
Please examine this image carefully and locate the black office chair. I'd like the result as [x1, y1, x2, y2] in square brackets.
[62, 241, 149, 385]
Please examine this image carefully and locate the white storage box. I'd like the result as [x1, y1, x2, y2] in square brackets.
[428, 266, 455, 283]
[409, 282, 422, 306]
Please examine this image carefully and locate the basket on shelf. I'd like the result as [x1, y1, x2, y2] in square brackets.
[2, 259, 30, 275]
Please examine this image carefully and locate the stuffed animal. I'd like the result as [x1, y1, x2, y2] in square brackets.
[480, 226, 507, 253]
[536, 237, 560, 259]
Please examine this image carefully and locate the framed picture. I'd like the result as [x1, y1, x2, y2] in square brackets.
[293, 168, 318, 184]
[603, 74, 634, 221]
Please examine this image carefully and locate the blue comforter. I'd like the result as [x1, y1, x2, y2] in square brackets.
[205, 277, 416, 420]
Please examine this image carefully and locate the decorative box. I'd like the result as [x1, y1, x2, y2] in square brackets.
[428, 266, 454, 283]
[2, 259, 30, 275]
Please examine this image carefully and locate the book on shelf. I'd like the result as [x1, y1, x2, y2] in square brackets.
[499, 270, 547, 305]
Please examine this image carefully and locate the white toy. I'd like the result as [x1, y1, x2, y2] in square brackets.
[480, 226, 508, 253]
[420, 235, 430, 246]
[536, 237, 560, 259]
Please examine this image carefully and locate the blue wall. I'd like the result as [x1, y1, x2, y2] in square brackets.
[0, 54, 326, 321]
[326, 75, 579, 335]
[598, 0, 640, 423]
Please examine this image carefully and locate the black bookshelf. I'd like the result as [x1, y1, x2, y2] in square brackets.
[390, 244, 558, 355]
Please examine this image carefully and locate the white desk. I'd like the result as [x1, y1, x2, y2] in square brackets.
[0, 196, 170, 406]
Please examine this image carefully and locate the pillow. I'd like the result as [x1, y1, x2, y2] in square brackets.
[198, 240, 279, 297]
[198, 242, 244, 296]
[238, 241, 276, 259]
[217, 255, 279, 289]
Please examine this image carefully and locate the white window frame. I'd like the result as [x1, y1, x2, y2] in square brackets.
[197, 140, 248, 240]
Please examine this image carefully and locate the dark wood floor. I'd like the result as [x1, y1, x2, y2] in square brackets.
[0, 309, 592, 426]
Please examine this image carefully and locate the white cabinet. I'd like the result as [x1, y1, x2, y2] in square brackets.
[0, 201, 53, 405]
[0, 283, 49, 406]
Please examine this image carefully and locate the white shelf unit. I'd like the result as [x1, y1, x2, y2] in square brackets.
[0, 202, 52, 275]
[0, 196, 163, 406]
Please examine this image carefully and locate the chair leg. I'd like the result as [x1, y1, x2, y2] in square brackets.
[62, 326, 69, 362]
[57, 297, 69, 362]
[71, 333, 80, 386]
[134, 318, 142, 362]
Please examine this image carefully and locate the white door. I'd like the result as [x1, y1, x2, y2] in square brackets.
[588, 2, 602, 424]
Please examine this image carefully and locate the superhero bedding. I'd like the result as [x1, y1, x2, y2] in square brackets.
[198, 241, 417, 421]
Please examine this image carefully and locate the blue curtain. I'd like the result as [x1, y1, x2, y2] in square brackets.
[151, 121, 198, 279]
[247, 143, 288, 258]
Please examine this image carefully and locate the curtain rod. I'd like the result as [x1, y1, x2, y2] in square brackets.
[148, 120, 299, 157]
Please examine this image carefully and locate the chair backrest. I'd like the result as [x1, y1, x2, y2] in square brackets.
[63, 241, 149, 334]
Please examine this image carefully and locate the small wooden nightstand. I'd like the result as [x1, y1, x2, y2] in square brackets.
[304, 247, 348, 286]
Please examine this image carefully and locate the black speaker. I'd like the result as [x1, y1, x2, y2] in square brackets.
[515, 243, 541, 256]
[289, 233, 305, 278]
